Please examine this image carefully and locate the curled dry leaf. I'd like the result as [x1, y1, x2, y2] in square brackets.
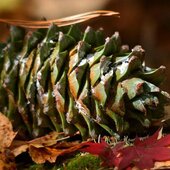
[11, 131, 87, 164]
[0, 113, 17, 152]
[11, 132, 66, 156]
[28, 142, 88, 164]
[10, 140, 28, 157]
[29, 146, 59, 164]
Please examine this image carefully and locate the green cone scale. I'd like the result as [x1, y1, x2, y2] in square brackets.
[0, 24, 169, 139]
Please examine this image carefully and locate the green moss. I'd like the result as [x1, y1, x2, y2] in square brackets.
[28, 164, 45, 170]
[17, 153, 113, 170]
[64, 153, 101, 170]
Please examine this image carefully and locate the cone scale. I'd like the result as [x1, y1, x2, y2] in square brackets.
[0, 24, 169, 140]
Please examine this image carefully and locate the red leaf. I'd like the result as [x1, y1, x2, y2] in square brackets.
[154, 135, 170, 147]
[134, 128, 161, 146]
[80, 129, 170, 170]
[135, 155, 153, 170]
[80, 141, 109, 156]
[118, 128, 170, 170]
[80, 140, 124, 167]
[81, 140, 115, 167]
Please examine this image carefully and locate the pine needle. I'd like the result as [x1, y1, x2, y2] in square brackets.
[0, 10, 119, 28]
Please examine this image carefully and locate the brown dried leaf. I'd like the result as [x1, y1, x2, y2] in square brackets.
[28, 142, 87, 164]
[29, 146, 61, 164]
[0, 113, 17, 152]
[54, 141, 81, 149]
[11, 140, 28, 157]
[11, 132, 68, 157]
[153, 160, 170, 169]
[10, 129, 87, 164]
[28, 132, 65, 148]
[0, 150, 16, 170]
[131, 161, 170, 170]
[58, 141, 89, 155]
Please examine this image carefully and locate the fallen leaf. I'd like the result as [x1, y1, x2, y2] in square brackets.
[154, 160, 170, 169]
[28, 132, 66, 148]
[80, 140, 110, 156]
[0, 113, 17, 152]
[11, 140, 28, 157]
[80, 129, 170, 170]
[0, 113, 17, 169]
[54, 141, 81, 149]
[29, 142, 87, 164]
[0, 149, 16, 170]
[10, 131, 87, 164]
[11, 132, 67, 156]
[118, 128, 170, 170]
[3, 113, 169, 170]
[59, 141, 88, 155]
[29, 146, 59, 164]
[80, 140, 124, 167]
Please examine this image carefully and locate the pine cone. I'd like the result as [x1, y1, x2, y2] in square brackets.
[0, 25, 169, 139]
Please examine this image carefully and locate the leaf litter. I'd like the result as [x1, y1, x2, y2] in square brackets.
[0, 113, 170, 169]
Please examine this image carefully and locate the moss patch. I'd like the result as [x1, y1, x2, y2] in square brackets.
[17, 153, 103, 170]
[64, 153, 101, 170]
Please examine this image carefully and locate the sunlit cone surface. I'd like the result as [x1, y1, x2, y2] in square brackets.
[0, 25, 169, 139]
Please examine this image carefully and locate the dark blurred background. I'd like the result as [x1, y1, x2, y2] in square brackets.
[0, 0, 170, 92]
